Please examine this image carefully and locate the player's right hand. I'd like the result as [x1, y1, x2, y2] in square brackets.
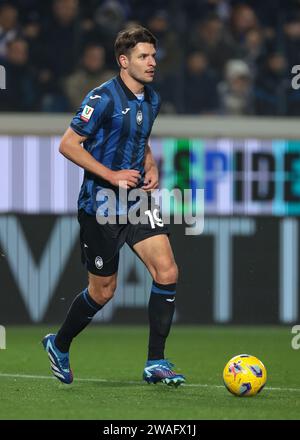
[107, 169, 141, 189]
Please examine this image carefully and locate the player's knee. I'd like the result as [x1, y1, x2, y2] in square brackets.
[154, 262, 178, 285]
[99, 288, 115, 304]
[90, 287, 115, 305]
[89, 277, 117, 305]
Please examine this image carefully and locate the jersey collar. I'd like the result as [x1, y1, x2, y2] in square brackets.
[116, 74, 150, 102]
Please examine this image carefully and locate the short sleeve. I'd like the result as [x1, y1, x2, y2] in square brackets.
[70, 91, 111, 137]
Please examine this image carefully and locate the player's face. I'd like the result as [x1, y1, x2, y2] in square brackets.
[126, 42, 157, 84]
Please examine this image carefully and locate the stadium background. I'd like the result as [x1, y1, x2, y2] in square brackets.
[0, 0, 300, 326]
[1, 123, 300, 326]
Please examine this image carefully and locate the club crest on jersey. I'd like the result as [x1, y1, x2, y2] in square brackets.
[80, 105, 94, 122]
[136, 110, 143, 125]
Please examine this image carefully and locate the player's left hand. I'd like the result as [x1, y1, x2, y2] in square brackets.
[142, 166, 159, 191]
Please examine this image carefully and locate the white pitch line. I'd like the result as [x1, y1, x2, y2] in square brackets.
[0, 373, 300, 393]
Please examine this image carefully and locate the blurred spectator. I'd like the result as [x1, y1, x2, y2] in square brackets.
[21, 14, 42, 72]
[218, 59, 253, 115]
[40, 0, 81, 78]
[92, 0, 127, 68]
[254, 52, 289, 115]
[183, 0, 231, 27]
[239, 28, 267, 76]
[181, 51, 219, 114]
[283, 15, 300, 70]
[0, 38, 38, 111]
[95, 0, 126, 35]
[143, 9, 183, 113]
[230, 4, 259, 43]
[147, 10, 181, 82]
[188, 14, 238, 79]
[37, 0, 82, 111]
[0, 3, 20, 58]
[235, 0, 280, 31]
[64, 44, 116, 111]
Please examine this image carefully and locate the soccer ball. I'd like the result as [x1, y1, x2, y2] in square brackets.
[223, 354, 267, 397]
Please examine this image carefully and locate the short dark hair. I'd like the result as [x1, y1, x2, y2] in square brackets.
[114, 26, 157, 65]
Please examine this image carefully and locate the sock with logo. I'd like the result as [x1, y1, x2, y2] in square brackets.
[147, 281, 176, 361]
[54, 288, 103, 353]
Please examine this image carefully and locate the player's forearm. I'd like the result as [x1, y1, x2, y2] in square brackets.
[59, 141, 111, 181]
[144, 144, 157, 172]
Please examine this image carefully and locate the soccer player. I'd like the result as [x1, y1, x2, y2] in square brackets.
[42, 26, 185, 387]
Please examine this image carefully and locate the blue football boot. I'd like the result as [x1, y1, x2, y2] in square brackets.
[143, 359, 185, 387]
[42, 334, 73, 384]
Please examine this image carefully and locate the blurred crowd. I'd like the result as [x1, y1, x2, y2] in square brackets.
[0, 0, 300, 115]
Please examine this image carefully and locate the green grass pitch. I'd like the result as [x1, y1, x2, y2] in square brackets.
[0, 326, 299, 420]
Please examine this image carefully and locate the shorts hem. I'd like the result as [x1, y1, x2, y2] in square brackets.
[86, 267, 118, 277]
[129, 229, 169, 248]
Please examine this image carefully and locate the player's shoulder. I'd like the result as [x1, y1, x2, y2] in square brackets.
[84, 78, 116, 105]
[73, 78, 116, 128]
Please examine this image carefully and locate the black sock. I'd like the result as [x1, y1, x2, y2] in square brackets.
[55, 288, 103, 353]
[147, 281, 176, 361]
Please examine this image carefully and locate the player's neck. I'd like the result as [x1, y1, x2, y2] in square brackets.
[120, 70, 144, 95]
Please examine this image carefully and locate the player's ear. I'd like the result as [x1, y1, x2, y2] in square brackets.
[119, 55, 128, 69]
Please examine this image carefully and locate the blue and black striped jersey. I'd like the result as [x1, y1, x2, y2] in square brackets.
[70, 75, 161, 215]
